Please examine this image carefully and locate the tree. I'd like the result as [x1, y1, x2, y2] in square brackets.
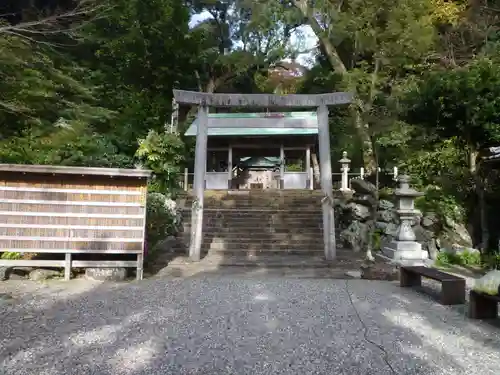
[188, 0, 302, 94]
[80, 0, 197, 154]
[0, 0, 116, 162]
[136, 130, 186, 195]
[406, 57, 500, 248]
[258, 0, 465, 174]
[407, 58, 500, 169]
[0, 1, 111, 121]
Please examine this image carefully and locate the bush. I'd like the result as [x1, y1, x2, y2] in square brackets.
[136, 130, 185, 195]
[145, 193, 181, 257]
[415, 187, 465, 223]
[482, 253, 500, 270]
[372, 229, 385, 251]
[435, 248, 481, 267]
[378, 187, 394, 201]
[0, 252, 22, 260]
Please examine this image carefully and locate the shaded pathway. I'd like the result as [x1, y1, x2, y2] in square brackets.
[1, 277, 499, 375]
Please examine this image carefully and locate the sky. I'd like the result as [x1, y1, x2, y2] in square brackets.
[189, 11, 318, 67]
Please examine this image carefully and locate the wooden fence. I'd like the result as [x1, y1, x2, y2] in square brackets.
[0, 164, 151, 280]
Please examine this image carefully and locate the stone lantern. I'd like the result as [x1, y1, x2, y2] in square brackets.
[339, 151, 351, 192]
[382, 175, 429, 265]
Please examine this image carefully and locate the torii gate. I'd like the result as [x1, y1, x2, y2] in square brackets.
[173, 90, 353, 262]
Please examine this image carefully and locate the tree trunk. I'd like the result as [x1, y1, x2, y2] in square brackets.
[292, 0, 377, 174]
[478, 173, 489, 251]
[354, 103, 377, 174]
[311, 152, 321, 188]
[468, 146, 488, 251]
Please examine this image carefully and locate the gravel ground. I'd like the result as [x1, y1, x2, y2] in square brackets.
[1, 277, 500, 375]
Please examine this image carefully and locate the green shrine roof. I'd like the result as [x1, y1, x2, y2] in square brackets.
[184, 112, 318, 137]
[240, 156, 280, 168]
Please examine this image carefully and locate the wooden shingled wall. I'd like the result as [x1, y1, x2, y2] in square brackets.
[0, 166, 150, 280]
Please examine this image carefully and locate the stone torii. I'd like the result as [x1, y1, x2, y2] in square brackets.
[172, 90, 353, 262]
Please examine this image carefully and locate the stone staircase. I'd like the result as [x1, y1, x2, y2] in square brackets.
[176, 190, 355, 267]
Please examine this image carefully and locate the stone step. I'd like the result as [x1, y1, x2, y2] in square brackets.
[165, 252, 360, 269]
[181, 230, 339, 237]
[183, 221, 323, 227]
[181, 204, 322, 215]
[187, 198, 324, 203]
[182, 213, 323, 220]
[183, 214, 322, 218]
[180, 190, 325, 197]
[181, 195, 323, 203]
[183, 231, 322, 239]
[179, 207, 322, 214]
[181, 223, 335, 231]
[180, 231, 341, 240]
[184, 230, 323, 237]
[182, 205, 323, 209]
[205, 250, 329, 258]
[205, 244, 325, 252]
[204, 237, 324, 245]
[183, 216, 323, 228]
[183, 222, 323, 229]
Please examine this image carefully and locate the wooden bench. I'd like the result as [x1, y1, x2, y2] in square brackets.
[469, 290, 500, 320]
[400, 266, 466, 305]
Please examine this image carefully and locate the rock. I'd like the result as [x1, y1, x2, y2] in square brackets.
[0, 293, 12, 300]
[333, 199, 349, 210]
[360, 262, 399, 281]
[375, 221, 389, 231]
[85, 267, 127, 281]
[351, 194, 378, 208]
[351, 179, 378, 196]
[411, 212, 422, 226]
[379, 235, 394, 251]
[0, 293, 13, 305]
[413, 225, 433, 241]
[11, 267, 32, 278]
[340, 221, 368, 252]
[146, 236, 187, 273]
[427, 239, 439, 260]
[413, 225, 437, 258]
[153, 236, 184, 254]
[438, 218, 473, 248]
[383, 223, 399, 237]
[345, 270, 362, 279]
[346, 203, 371, 221]
[0, 267, 13, 281]
[29, 269, 60, 281]
[376, 209, 395, 223]
[421, 213, 439, 229]
[378, 200, 394, 210]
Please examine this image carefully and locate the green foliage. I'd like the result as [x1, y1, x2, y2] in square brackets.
[401, 138, 467, 187]
[378, 188, 394, 201]
[0, 252, 22, 260]
[435, 249, 481, 268]
[406, 58, 500, 152]
[372, 229, 385, 251]
[286, 163, 303, 172]
[136, 130, 185, 195]
[415, 187, 465, 223]
[482, 253, 500, 271]
[0, 126, 134, 168]
[81, 0, 197, 153]
[146, 193, 180, 256]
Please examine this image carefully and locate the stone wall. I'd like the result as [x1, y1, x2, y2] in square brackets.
[336, 179, 473, 259]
